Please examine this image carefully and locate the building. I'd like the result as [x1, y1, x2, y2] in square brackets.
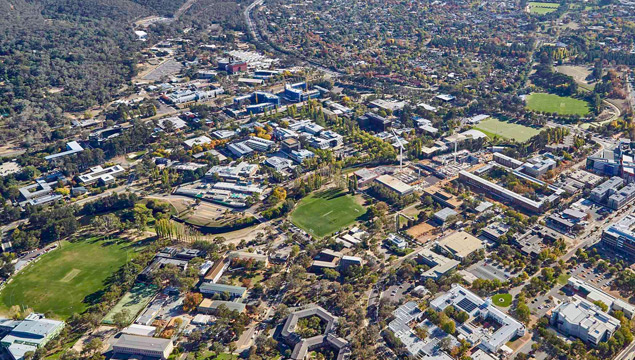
[18, 172, 66, 206]
[310, 249, 342, 272]
[432, 207, 459, 225]
[157, 117, 187, 131]
[435, 231, 484, 261]
[418, 249, 460, 280]
[77, 165, 125, 185]
[522, 156, 557, 177]
[283, 82, 320, 102]
[481, 222, 511, 242]
[369, 99, 407, 113]
[493, 153, 524, 169]
[183, 136, 212, 149]
[264, 156, 294, 171]
[340, 256, 363, 270]
[280, 306, 350, 360]
[199, 283, 247, 299]
[229, 251, 269, 266]
[121, 324, 157, 337]
[319, 130, 344, 147]
[245, 136, 274, 151]
[44, 141, 84, 161]
[607, 183, 635, 210]
[227, 142, 254, 158]
[590, 177, 625, 204]
[288, 149, 315, 164]
[602, 215, 635, 257]
[374, 174, 414, 196]
[206, 162, 258, 181]
[458, 170, 551, 213]
[430, 285, 526, 353]
[551, 295, 620, 346]
[422, 186, 463, 209]
[435, 94, 456, 102]
[198, 299, 246, 314]
[512, 226, 555, 257]
[112, 334, 174, 360]
[567, 277, 635, 319]
[0, 314, 65, 360]
[358, 112, 391, 132]
[386, 233, 408, 249]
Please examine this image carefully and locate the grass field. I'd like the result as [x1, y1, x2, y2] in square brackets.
[473, 118, 541, 143]
[103, 282, 158, 325]
[492, 293, 512, 307]
[0, 238, 136, 319]
[528, 1, 559, 14]
[525, 93, 590, 116]
[291, 189, 366, 238]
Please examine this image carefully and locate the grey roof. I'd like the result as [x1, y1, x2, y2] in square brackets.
[113, 334, 173, 352]
[199, 282, 247, 296]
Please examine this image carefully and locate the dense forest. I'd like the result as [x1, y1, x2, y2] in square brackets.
[0, 0, 188, 145]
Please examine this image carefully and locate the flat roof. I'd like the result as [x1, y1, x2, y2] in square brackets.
[436, 231, 484, 259]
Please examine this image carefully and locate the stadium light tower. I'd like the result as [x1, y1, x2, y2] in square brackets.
[392, 129, 404, 172]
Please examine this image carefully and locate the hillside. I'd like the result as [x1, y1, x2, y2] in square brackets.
[0, 0, 186, 144]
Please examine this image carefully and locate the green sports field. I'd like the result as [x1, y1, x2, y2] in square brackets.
[473, 118, 541, 143]
[291, 190, 366, 238]
[528, 2, 559, 14]
[525, 93, 590, 116]
[0, 238, 135, 319]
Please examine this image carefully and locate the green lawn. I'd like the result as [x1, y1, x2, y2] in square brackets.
[492, 293, 513, 307]
[557, 272, 570, 285]
[0, 238, 136, 319]
[473, 118, 541, 143]
[528, 2, 559, 14]
[103, 282, 158, 325]
[291, 189, 366, 238]
[525, 93, 590, 116]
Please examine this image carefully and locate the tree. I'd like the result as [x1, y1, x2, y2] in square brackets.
[183, 292, 203, 312]
[133, 203, 153, 232]
[82, 338, 103, 357]
[113, 309, 130, 329]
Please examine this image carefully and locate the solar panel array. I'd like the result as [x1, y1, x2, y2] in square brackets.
[457, 298, 477, 313]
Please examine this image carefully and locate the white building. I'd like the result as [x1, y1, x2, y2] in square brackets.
[77, 165, 125, 185]
[430, 285, 526, 353]
[551, 295, 620, 345]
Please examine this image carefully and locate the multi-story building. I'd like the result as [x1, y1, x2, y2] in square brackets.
[602, 215, 635, 256]
[283, 82, 320, 102]
[590, 177, 625, 204]
[551, 295, 620, 346]
[459, 170, 553, 213]
[430, 285, 525, 353]
[0, 314, 65, 360]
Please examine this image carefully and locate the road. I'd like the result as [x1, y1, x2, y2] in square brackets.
[244, 0, 342, 77]
[173, 0, 199, 19]
[244, 0, 265, 40]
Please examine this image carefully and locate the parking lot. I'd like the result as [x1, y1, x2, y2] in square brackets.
[381, 282, 414, 302]
[467, 260, 513, 282]
[569, 263, 614, 289]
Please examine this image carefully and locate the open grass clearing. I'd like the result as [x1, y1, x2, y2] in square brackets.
[525, 93, 590, 116]
[0, 238, 137, 319]
[473, 118, 541, 143]
[528, 2, 559, 14]
[492, 293, 513, 307]
[291, 189, 366, 238]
